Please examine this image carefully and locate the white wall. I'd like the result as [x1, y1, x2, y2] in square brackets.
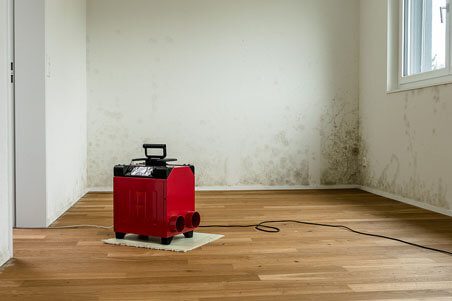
[45, 0, 87, 225]
[15, 0, 48, 227]
[360, 1, 452, 212]
[15, 0, 87, 227]
[87, 0, 360, 189]
[0, 0, 14, 266]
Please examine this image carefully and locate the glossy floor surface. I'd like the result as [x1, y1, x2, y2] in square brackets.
[2, 190, 452, 300]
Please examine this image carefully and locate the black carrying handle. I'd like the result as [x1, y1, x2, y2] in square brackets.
[143, 144, 167, 159]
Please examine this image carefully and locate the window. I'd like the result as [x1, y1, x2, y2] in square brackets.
[388, 0, 452, 91]
[402, 0, 448, 76]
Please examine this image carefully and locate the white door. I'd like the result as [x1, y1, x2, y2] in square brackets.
[0, 0, 15, 264]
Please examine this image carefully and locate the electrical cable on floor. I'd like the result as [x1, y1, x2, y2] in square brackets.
[200, 220, 452, 256]
[43, 220, 452, 256]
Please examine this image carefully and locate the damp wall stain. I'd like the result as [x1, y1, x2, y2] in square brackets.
[360, 85, 451, 210]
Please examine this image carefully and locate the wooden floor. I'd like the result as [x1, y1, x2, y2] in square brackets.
[2, 190, 452, 300]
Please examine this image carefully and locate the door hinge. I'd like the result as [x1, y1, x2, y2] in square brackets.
[10, 62, 14, 83]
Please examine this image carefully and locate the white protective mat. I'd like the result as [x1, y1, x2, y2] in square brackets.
[103, 232, 223, 252]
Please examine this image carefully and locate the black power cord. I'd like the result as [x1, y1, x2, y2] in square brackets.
[201, 219, 452, 256]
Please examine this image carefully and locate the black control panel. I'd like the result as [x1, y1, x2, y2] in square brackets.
[113, 144, 194, 179]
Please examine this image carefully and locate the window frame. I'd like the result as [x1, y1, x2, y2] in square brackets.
[388, 0, 452, 92]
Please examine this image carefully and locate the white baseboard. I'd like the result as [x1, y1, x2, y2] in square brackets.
[195, 185, 361, 191]
[359, 185, 452, 217]
[88, 184, 361, 193]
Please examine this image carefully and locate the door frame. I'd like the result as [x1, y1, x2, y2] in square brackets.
[8, 0, 15, 228]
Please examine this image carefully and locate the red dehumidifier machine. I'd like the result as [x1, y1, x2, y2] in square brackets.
[113, 144, 200, 245]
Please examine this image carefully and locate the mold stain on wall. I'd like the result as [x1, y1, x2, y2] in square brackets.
[361, 86, 450, 210]
[320, 93, 360, 185]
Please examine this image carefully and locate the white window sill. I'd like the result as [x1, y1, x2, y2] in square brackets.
[387, 74, 452, 94]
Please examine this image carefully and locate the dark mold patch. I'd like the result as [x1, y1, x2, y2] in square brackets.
[320, 95, 360, 185]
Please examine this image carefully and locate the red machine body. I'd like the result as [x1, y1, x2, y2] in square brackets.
[113, 144, 200, 245]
